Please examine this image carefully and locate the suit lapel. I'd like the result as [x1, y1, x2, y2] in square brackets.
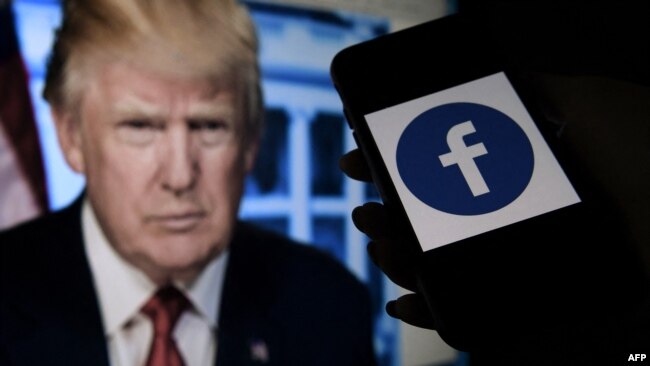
[5, 197, 110, 366]
[215, 223, 281, 366]
[6, 208, 291, 366]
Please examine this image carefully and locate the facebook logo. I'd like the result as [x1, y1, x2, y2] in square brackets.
[396, 102, 534, 215]
[438, 121, 490, 197]
[367, 73, 579, 251]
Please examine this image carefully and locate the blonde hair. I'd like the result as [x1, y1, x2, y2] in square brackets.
[44, 0, 263, 139]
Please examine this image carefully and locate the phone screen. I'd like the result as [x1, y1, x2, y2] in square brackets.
[365, 72, 580, 252]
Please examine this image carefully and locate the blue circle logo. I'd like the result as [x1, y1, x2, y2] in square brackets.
[396, 102, 534, 215]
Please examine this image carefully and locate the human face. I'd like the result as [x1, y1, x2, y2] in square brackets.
[55, 62, 257, 284]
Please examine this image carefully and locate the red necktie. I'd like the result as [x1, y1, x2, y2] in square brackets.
[141, 286, 190, 366]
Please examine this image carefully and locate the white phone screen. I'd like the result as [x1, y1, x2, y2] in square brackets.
[365, 72, 580, 252]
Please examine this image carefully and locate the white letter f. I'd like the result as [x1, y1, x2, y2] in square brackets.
[439, 121, 490, 197]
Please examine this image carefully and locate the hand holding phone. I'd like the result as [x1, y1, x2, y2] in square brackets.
[341, 154, 435, 329]
[332, 10, 649, 358]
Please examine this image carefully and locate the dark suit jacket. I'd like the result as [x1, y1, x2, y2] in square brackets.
[0, 198, 377, 366]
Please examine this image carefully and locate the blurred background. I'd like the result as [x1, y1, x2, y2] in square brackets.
[1, 0, 466, 365]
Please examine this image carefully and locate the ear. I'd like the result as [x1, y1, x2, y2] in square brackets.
[243, 136, 259, 174]
[51, 108, 85, 174]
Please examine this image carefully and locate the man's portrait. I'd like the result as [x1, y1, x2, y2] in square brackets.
[5, 0, 648, 365]
[0, 0, 377, 365]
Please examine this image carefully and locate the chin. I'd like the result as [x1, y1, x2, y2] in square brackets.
[152, 238, 221, 268]
[144, 254, 208, 284]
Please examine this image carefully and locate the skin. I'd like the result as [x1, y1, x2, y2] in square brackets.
[53, 61, 258, 285]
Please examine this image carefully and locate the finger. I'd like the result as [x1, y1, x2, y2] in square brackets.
[368, 239, 418, 292]
[386, 293, 435, 330]
[339, 149, 373, 182]
[351, 202, 391, 239]
[355, 202, 420, 291]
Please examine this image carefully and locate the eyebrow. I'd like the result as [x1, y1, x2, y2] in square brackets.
[110, 95, 235, 119]
[187, 103, 235, 119]
[111, 95, 164, 117]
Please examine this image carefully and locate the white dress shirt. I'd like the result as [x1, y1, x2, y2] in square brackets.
[82, 200, 229, 366]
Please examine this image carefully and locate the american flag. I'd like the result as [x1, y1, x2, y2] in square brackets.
[0, 0, 48, 229]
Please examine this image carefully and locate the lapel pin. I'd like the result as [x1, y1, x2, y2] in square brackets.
[249, 338, 270, 363]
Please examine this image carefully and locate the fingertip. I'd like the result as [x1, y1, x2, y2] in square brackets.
[385, 300, 398, 318]
[338, 150, 358, 176]
[351, 205, 362, 226]
[338, 150, 351, 171]
[339, 149, 373, 182]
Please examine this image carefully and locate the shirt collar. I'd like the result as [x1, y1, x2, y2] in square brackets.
[81, 198, 228, 336]
[180, 247, 228, 328]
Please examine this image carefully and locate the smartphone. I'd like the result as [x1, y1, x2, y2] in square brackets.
[330, 14, 593, 350]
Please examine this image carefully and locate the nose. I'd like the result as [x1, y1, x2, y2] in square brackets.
[161, 125, 198, 196]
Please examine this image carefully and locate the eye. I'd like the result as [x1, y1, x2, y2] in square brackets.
[116, 119, 162, 146]
[188, 119, 231, 146]
[188, 119, 227, 131]
[123, 119, 156, 129]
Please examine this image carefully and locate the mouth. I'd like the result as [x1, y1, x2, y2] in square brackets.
[147, 212, 207, 232]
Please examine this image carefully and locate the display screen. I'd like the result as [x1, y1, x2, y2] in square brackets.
[366, 72, 580, 252]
